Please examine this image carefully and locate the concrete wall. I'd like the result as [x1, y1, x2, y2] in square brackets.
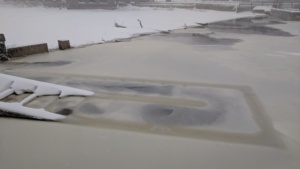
[135, 3, 238, 12]
[58, 40, 71, 50]
[0, 34, 5, 42]
[0, 34, 6, 58]
[195, 3, 237, 11]
[7, 43, 49, 58]
[134, 3, 195, 9]
[66, 0, 117, 9]
[43, 1, 66, 8]
[0, 42, 6, 55]
[271, 8, 300, 21]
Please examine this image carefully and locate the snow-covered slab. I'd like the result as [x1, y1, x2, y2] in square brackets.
[0, 74, 94, 120]
[253, 6, 272, 14]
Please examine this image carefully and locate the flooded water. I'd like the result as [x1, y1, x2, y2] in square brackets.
[151, 32, 242, 45]
[1, 17, 300, 169]
[76, 102, 105, 115]
[141, 104, 222, 126]
[66, 80, 174, 96]
[207, 18, 295, 36]
[0, 17, 299, 148]
[28, 60, 72, 67]
[1, 72, 282, 146]
[0, 60, 72, 71]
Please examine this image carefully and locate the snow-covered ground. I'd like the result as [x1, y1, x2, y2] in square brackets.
[0, 4, 257, 49]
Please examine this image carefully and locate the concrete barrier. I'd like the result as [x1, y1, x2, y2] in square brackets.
[195, 3, 237, 12]
[135, 3, 237, 12]
[66, 0, 117, 9]
[0, 42, 6, 54]
[43, 1, 65, 8]
[7, 43, 49, 58]
[271, 8, 300, 21]
[58, 40, 71, 50]
[0, 34, 6, 54]
[0, 34, 8, 61]
[0, 34, 5, 42]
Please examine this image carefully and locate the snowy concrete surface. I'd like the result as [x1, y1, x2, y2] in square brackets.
[0, 4, 259, 49]
[0, 6, 300, 169]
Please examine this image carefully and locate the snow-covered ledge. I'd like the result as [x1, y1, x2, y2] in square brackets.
[0, 74, 94, 121]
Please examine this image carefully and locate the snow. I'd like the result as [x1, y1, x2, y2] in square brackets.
[271, 7, 300, 13]
[0, 4, 257, 49]
[0, 102, 66, 120]
[0, 74, 94, 97]
[253, 6, 272, 13]
[0, 73, 94, 120]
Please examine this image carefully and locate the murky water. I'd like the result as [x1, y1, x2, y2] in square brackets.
[151, 32, 242, 45]
[207, 18, 295, 36]
[76, 102, 105, 115]
[41, 76, 279, 146]
[141, 104, 222, 126]
[0, 82, 282, 147]
[1, 18, 298, 148]
[66, 80, 174, 96]
[0, 60, 72, 71]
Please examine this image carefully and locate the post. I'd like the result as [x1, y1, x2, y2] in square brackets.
[0, 34, 9, 61]
[58, 40, 71, 50]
